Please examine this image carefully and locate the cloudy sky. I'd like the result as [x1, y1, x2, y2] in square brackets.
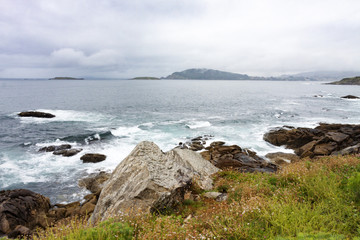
[1, 0, 360, 78]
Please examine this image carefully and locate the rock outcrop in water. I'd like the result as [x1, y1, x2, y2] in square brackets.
[264, 123, 360, 158]
[0, 189, 51, 238]
[80, 153, 107, 163]
[18, 111, 55, 118]
[200, 141, 278, 173]
[39, 144, 83, 157]
[91, 141, 219, 223]
[341, 95, 359, 99]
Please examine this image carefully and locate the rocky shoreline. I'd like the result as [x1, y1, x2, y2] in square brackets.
[1, 123, 360, 238]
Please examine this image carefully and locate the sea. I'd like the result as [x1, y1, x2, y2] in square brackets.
[0, 79, 359, 204]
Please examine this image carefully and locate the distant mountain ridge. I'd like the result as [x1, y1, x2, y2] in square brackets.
[164, 68, 250, 80]
[142, 68, 360, 81]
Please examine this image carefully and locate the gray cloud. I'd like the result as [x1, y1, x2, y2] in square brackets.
[1, 0, 360, 78]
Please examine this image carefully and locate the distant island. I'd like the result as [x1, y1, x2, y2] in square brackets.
[328, 76, 360, 85]
[49, 77, 84, 80]
[131, 77, 160, 80]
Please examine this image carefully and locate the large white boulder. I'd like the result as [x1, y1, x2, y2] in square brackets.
[91, 141, 219, 222]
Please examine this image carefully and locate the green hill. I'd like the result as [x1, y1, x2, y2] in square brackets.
[328, 76, 360, 85]
[165, 68, 250, 80]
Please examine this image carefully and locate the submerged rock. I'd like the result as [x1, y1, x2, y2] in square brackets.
[0, 189, 51, 237]
[91, 141, 219, 223]
[39, 144, 72, 152]
[80, 153, 106, 163]
[18, 111, 55, 118]
[53, 148, 82, 157]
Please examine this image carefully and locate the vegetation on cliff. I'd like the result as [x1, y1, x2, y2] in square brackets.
[28, 154, 360, 240]
[131, 77, 160, 80]
[329, 76, 360, 85]
[165, 68, 250, 80]
[49, 77, 84, 80]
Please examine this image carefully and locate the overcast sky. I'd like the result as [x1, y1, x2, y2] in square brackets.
[1, 0, 360, 78]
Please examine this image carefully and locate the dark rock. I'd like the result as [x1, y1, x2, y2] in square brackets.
[210, 141, 225, 147]
[341, 95, 359, 99]
[313, 142, 338, 155]
[39, 144, 71, 152]
[332, 143, 360, 156]
[264, 127, 322, 149]
[0, 189, 51, 236]
[200, 143, 277, 173]
[326, 132, 349, 143]
[79, 202, 96, 216]
[80, 153, 106, 163]
[18, 111, 55, 118]
[7, 225, 31, 239]
[177, 135, 214, 151]
[264, 123, 360, 158]
[53, 148, 82, 157]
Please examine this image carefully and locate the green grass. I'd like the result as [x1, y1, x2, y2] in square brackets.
[31, 155, 360, 239]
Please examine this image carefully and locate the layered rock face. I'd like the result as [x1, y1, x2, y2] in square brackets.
[91, 141, 219, 223]
[264, 123, 360, 158]
[0, 189, 51, 237]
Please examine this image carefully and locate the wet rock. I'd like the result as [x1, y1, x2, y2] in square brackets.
[178, 135, 214, 151]
[91, 141, 219, 222]
[18, 111, 55, 118]
[39, 144, 71, 152]
[0, 189, 51, 236]
[80, 153, 106, 163]
[78, 171, 111, 193]
[53, 148, 82, 157]
[341, 95, 359, 99]
[210, 141, 225, 147]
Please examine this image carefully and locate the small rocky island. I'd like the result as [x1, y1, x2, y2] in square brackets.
[49, 77, 84, 80]
[328, 76, 360, 85]
[131, 77, 160, 80]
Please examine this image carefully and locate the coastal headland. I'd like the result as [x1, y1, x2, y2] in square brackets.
[2, 117, 360, 239]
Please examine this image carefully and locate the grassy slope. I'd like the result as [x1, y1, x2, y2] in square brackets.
[329, 76, 360, 85]
[27, 155, 360, 240]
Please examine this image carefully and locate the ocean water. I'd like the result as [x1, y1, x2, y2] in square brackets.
[1, 79, 359, 203]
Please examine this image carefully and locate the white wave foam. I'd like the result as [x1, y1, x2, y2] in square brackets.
[186, 121, 211, 129]
[35, 139, 79, 148]
[110, 126, 143, 137]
